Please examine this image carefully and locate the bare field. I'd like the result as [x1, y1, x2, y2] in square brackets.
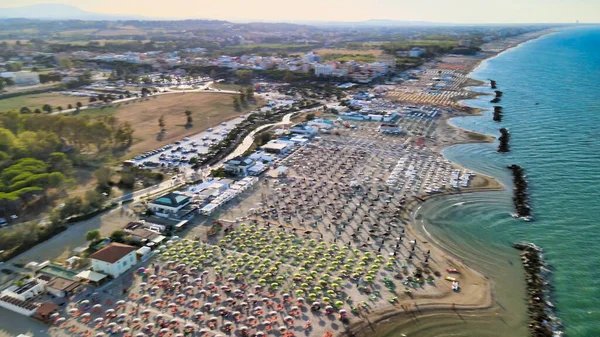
[83, 92, 262, 157]
[95, 28, 146, 36]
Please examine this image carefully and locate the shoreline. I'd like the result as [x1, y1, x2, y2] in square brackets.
[342, 29, 556, 337]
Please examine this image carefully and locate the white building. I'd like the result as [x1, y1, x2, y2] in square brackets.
[148, 192, 192, 215]
[409, 47, 427, 57]
[303, 52, 321, 63]
[368, 62, 388, 75]
[314, 63, 334, 77]
[0, 71, 40, 86]
[223, 156, 256, 176]
[307, 118, 335, 130]
[261, 139, 294, 154]
[376, 54, 397, 69]
[88, 243, 137, 279]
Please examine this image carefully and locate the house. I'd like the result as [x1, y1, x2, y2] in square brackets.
[1, 277, 47, 301]
[0, 295, 39, 316]
[148, 192, 192, 215]
[223, 156, 256, 176]
[127, 227, 165, 246]
[88, 243, 137, 279]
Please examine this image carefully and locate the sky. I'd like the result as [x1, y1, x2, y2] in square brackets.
[2, 0, 600, 23]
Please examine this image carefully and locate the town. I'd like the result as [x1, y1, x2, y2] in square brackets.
[0, 12, 556, 337]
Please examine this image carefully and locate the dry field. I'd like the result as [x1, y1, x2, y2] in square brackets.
[95, 28, 146, 36]
[83, 92, 262, 156]
[0, 92, 86, 112]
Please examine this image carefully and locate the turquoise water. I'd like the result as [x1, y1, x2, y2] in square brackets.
[424, 26, 600, 336]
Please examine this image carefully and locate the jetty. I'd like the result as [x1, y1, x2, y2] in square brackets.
[513, 242, 562, 337]
[498, 128, 510, 152]
[507, 164, 531, 217]
[493, 106, 503, 122]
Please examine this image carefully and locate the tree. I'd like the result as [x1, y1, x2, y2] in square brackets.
[186, 115, 193, 126]
[76, 102, 82, 108]
[60, 197, 83, 218]
[239, 93, 248, 108]
[158, 115, 166, 131]
[20, 107, 31, 114]
[6, 62, 22, 72]
[68, 104, 73, 109]
[42, 104, 52, 113]
[305, 113, 316, 121]
[283, 71, 296, 83]
[209, 69, 218, 79]
[93, 167, 112, 188]
[57, 106, 63, 113]
[246, 86, 254, 101]
[59, 58, 73, 70]
[85, 190, 106, 209]
[184, 110, 192, 117]
[233, 97, 242, 112]
[0, 79, 4, 91]
[0, 128, 15, 152]
[109, 230, 126, 243]
[34, 108, 41, 114]
[235, 69, 253, 84]
[47, 152, 73, 175]
[85, 230, 100, 242]
[114, 122, 134, 146]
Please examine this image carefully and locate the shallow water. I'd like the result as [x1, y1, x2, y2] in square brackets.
[383, 26, 600, 337]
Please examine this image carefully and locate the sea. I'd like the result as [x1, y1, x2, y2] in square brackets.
[377, 26, 600, 337]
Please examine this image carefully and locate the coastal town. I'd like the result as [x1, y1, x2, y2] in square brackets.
[0, 13, 562, 337]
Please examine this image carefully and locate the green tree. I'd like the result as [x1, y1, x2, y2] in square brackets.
[42, 104, 52, 113]
[20, 107, 31, 114]
[233, 97, 242, 112]
[235, 69, 253, 84]
[6, 62, 22, 71]
[76, 102, 83, 108]
[246, 86, 254, 100]
[57, 106, 63, 113]
[34, 108, 42, 114]
[305, 113, 316, 121]
[85, 190, 106, 209]
[47, 152, 73, 175]
[184, 110, 192, 117]
[93, 167, 112, 188]
[109, 230, 126, 243]
[186, 115, 193, 126]
[0, 79, 5, 91]
[158, 115, 166, 131]
[67, 104, 73, 109]
[114, 122, 134, 146]
[60, 197, 83, 218]
[0, 128, 15, 152]
[59, 58, 73, 69]
[283, 72, 296, 83]
[85, 230, 100, 242]
[87, 121, 112, 151]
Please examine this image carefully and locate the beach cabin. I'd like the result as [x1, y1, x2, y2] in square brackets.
[88, 243, 137, 279]
[148, 192, 192, 216]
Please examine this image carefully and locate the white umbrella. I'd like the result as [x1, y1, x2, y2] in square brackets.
[94, 318, 104, 323]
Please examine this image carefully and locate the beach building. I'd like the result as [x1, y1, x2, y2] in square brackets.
[88, 243, 137, 279]
[1, 277, 47, 302]
[314, 63, 334, 76]
[261, 139, 294, 154]
[307, 118, 335, 130]
[378, 123, 403, 134]
[148, 192, 192, 215]
[0, 295, 39, 316]
[223, 156, 256, 176]
[289, 123, 318, 135]
[45, 277, 81, 298]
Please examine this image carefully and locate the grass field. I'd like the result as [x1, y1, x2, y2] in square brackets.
[313, 48, 383, 56]
[0, 92, 86, 113]
[212, 83, 246, 92]
[80, 92, 262, 157]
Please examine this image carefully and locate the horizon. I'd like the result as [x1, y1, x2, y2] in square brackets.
[1, 0, 599, 24]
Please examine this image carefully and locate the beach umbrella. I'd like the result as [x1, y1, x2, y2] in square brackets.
[94, 317, 104, 323]
[81, 313, 91, 318]
[68, 308, 78, 313]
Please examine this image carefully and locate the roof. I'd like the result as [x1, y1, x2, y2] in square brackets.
[76, 270, 107, 283]
[129, 228, 161, 240]
[46, 277, 79, 292]
[35, 302, 59, 316]
[0, 295, 38, 311]
[88, 243, 136, 264]
[150, 192, 191, 208]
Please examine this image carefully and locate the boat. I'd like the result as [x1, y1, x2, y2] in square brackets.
[446, 268, 459, 274]
[452, 281, 459, 291]
[445, 276, 457, 282]
[511, 213, 520, 218]
[522, 216, 534, 222]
